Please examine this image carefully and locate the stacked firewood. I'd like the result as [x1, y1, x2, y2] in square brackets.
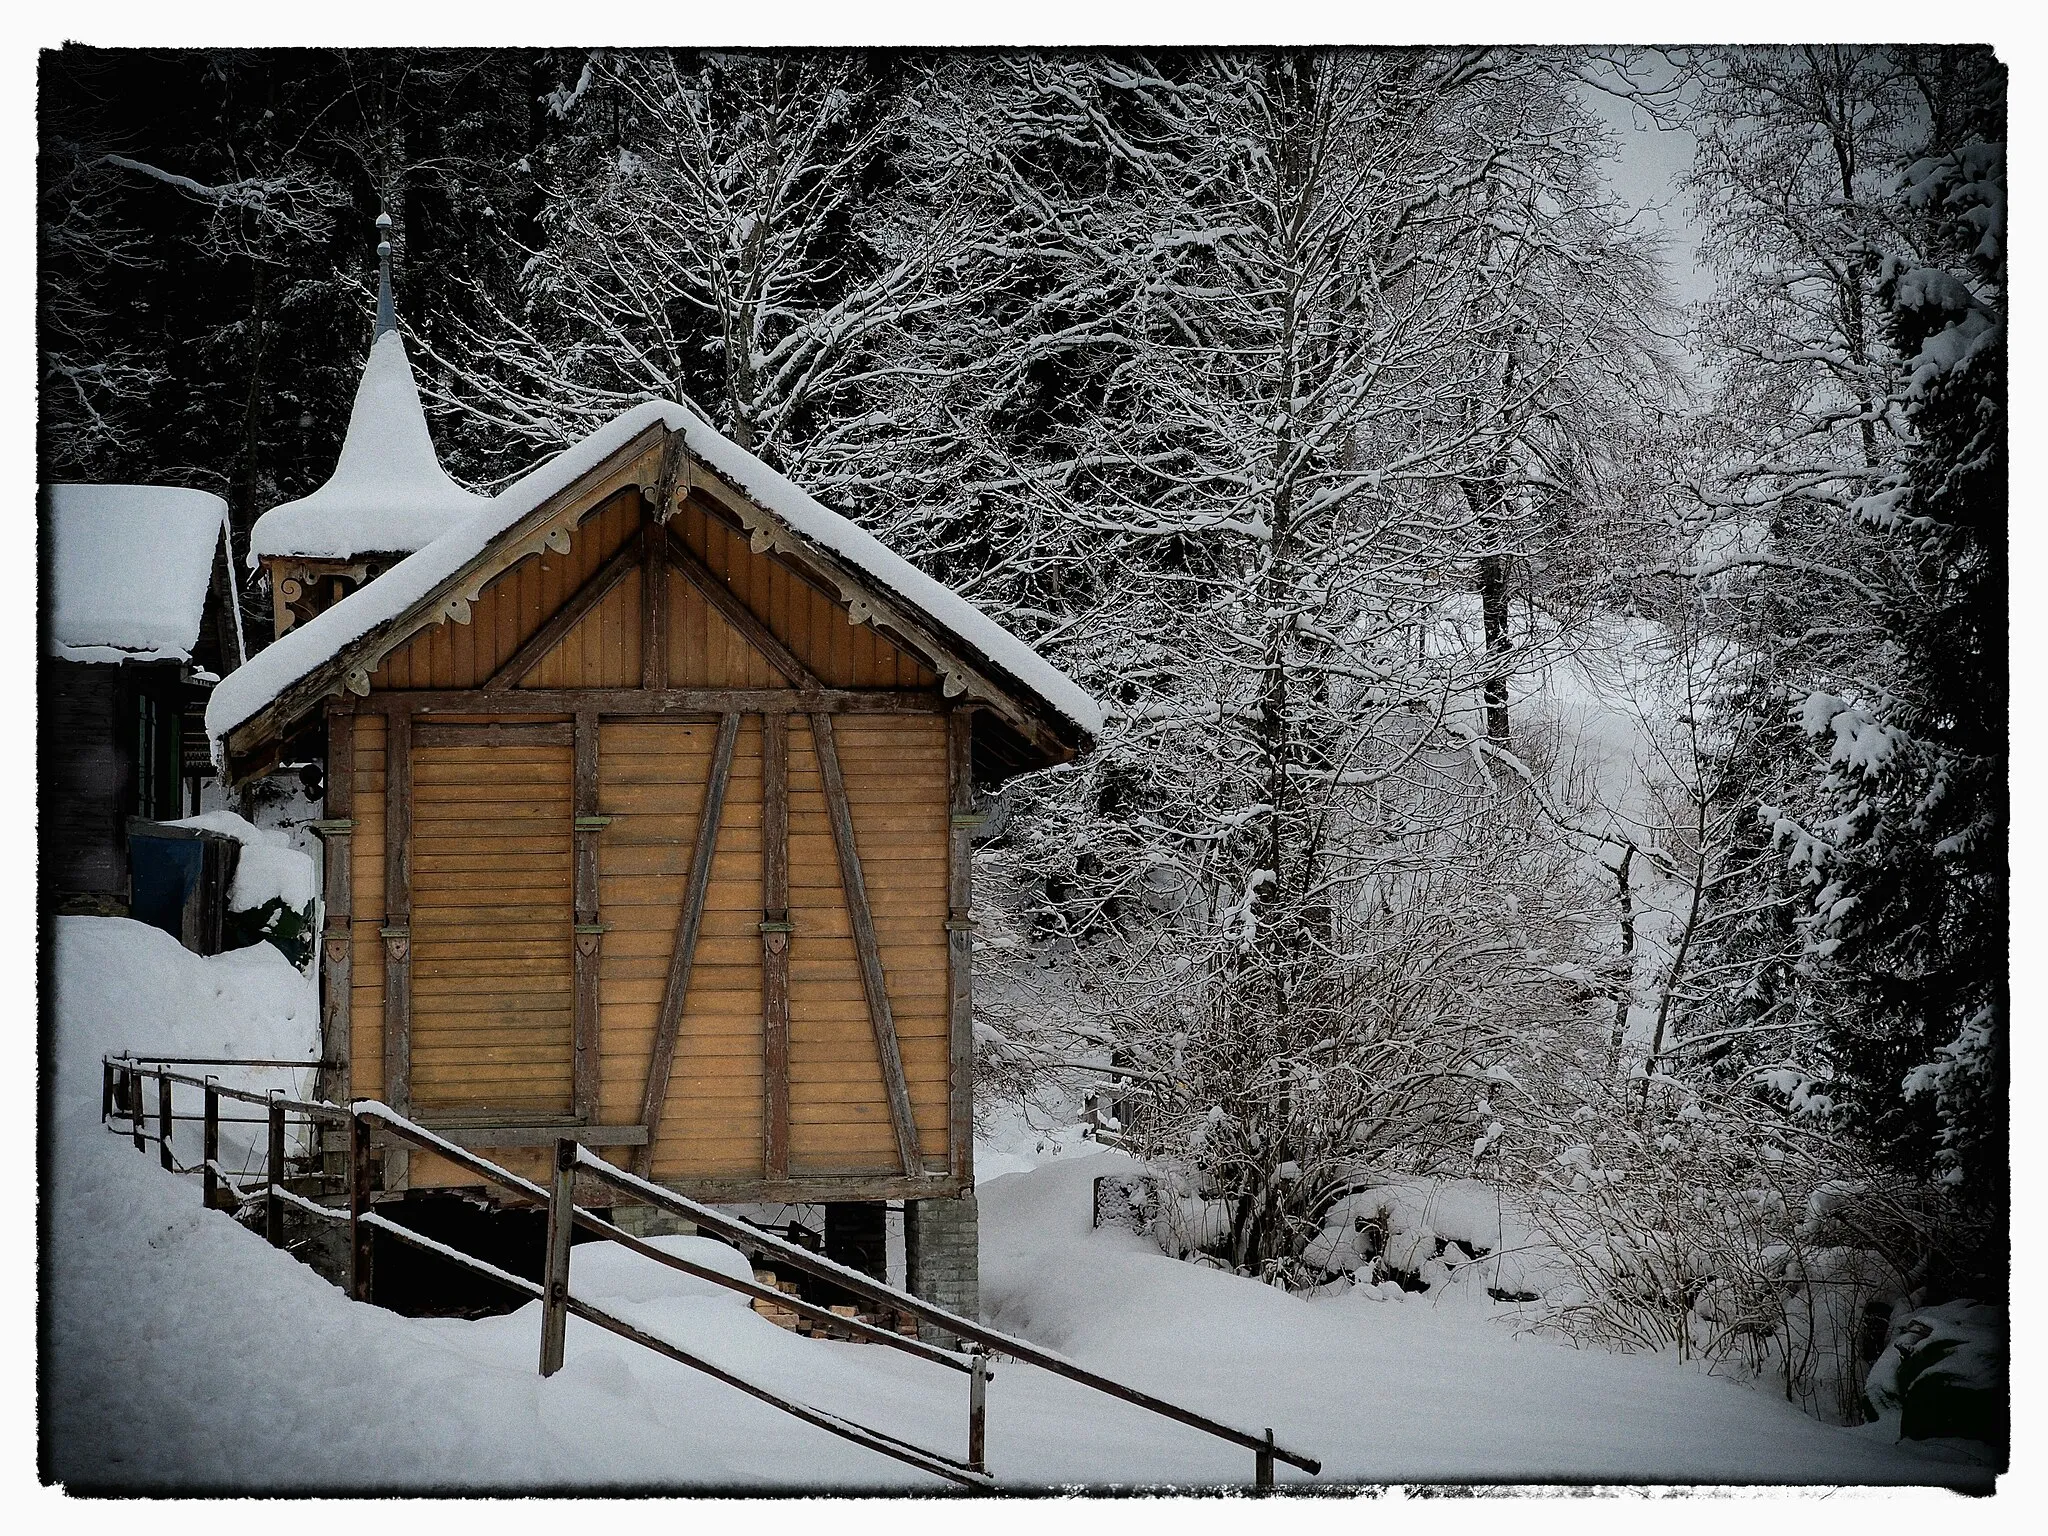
[748, 1271, 921, 1341]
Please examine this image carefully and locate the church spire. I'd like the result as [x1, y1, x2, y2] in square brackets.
[246, 206, 487, 577]
[374, 211, 396, 339]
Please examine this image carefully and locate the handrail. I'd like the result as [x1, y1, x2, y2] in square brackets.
[110, 1053, 336, 1070]
[358, 1197, 988, 1489]
[574, 1147, 1322, 1476]
[357, 1104, 968, 1373]
[351, 1104, 1316, 1477]
[105, 1068, 1316, 1488]
[104, 1055, 348, 1121]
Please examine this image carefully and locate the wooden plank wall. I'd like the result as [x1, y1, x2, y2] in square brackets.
[342, 483, 963, 1192]
[787, 714, 952, 1174]
[348, 712, 388, 1100]
[597, 718, 765, 1178]
[410, 733, 575, 1116]
[666, 498, 936, 690]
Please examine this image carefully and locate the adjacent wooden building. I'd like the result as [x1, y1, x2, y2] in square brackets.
[41, 484, 239, 910]
[210, 377, 1098, 1306]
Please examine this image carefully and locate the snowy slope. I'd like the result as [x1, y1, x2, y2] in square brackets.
[45, 484, 226, 663]
[44, 920, 1986, 1493]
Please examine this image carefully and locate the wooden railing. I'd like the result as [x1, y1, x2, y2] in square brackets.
[102, 1054, 1319, 1490]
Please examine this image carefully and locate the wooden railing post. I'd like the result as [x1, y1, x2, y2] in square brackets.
[349, 1112, 374, 1302]
[202, 1080, 220, 1209]
[967, 1349, 989, 1475]
[128, 1068, 145, 1152]
[101, 1059, 114, 1125]
[156, 1070, 174, 1171]
[1256, 1426, 1275, 1491]
[265, 1092, 286, 1248]
[538, 1136, 577, 1377]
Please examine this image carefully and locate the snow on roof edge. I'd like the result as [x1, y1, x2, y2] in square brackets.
[207, 402, 1102, 753]
[47, 484, 228, 664]
[673, 417, 1104, 743]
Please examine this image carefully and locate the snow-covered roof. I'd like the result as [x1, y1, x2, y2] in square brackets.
[247, 330, 489, 564]
[208, 402, 1103, 759]
[46, 484, 226, 664]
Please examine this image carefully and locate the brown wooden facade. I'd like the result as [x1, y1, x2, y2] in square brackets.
[222, 422, 1085, 1205]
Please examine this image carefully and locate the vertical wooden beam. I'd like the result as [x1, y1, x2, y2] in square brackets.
[157, 1070, 173, 1172]
[572, 708, 602, 1123]
[812, 712, 921, 1177]
[349, 1112, 374, 1302]
[319, 703, 356, 1114]
[539, 1137, 577, 1376]
[203, 1082, 220, 1210]
[635, 712, 742, 1176]
[760, 713, 791, 1180]
[946, 709, 977, 1183]
[641, 516, 669, 690]
[265, 1093, 286, 1247]
[382, 707, 412, 1190]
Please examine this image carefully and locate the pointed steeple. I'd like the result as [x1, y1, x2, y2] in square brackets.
[249, 211, 488, 566]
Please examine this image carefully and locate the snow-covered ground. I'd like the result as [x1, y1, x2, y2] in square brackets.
[42, 918, 1993, 1493]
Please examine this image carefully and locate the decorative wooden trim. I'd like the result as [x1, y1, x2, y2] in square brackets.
[319, 704, 356, 1109]
[642, 516, 669, 690]
[482, 535, 644, 691]
[223, 426, 667, 768]
[647, 426, 687, 522]
[382, 707, 413, 1190]
[761, 712, 791, 1180]
[635, 712, 742, 1176]
[412, 721, 575, 748]
[572, 708, 602, 1122]
[664, 526, 822, 689]
[811, 711, 921, 1176]
[364, 687, 943, 717]
[683, 473, 1079, 764]
[947, 707, 976, 1183]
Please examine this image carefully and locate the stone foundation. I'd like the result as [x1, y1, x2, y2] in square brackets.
[905, 1191, 979, 1345]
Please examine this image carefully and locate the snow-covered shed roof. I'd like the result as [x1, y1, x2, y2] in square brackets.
[45, 484, 227, 664]
[209, 401, 1102, 775]
[247, 330, 489, 564]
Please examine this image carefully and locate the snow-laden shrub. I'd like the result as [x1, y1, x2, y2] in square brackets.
[1510, 1081, 1937, 1423]
[1301, 1178, 1566, 1303]
[170, 811, 319, 969]
[1863, 1299, 2006, 1447]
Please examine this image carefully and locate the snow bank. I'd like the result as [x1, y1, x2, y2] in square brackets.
[209, 401, 1101, 749]
[569, 1236, 755, 1306]
[976, 1153, 1991, 1486]
[248, 331, 487, 562]
[52, 917, 319, 1078]
[44, 921, 1986, 1490]
[46, 484, 226, 663]
[166, 811, 318, 912]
